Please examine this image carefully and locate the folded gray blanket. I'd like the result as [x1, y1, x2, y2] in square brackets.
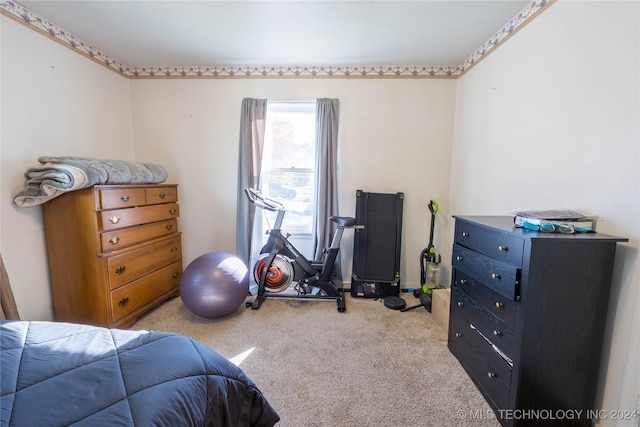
[13, 156, 168, 208]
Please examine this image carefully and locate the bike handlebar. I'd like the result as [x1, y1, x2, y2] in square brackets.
[244, 188, 284, 212]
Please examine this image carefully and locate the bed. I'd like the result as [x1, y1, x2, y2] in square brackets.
[0, 255, 280, 427]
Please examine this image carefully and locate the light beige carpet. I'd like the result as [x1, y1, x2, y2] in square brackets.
[130, 294, 500, 427]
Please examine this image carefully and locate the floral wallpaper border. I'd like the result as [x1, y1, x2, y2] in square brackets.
[1, 0, 553, 79]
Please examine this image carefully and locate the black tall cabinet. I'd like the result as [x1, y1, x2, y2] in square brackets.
[448, 215, 627, 426]
[350, 190, 404, 298]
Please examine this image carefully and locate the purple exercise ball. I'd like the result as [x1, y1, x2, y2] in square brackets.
[180, 252, 249, 318]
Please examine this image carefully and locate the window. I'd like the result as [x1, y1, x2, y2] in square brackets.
[258, 100, 317, 257]
[238, 97, 338, 271]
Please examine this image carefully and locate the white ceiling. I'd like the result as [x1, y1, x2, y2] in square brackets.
[17, 0, 531, 68]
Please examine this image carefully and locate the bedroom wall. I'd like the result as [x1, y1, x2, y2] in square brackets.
[450, 1, 639, 424]
[129, 78, 457, 286]
[1, 16, 135, 319]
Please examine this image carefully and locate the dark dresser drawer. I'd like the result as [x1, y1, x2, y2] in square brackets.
[451, 286, 516, 359]
[454, 270, 518, 325]
[449, 313, 512, 410]
[453, 244, 520, 300]
[455, 220, 524, 266]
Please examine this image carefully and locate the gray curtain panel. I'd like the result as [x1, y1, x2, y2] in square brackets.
[313, 98, 340, 264]
[236, 98, 267, 265]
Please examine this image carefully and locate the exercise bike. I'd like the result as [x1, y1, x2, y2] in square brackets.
[244, 188, 357, 312]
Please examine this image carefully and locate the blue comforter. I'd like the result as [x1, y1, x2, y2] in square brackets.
[0, 321, 279, 426]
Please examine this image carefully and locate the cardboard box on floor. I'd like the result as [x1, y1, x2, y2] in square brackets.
[432, 288, 450, 332]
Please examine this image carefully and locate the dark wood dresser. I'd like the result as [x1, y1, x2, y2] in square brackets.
[43, 184, 182, 328]
[448, 215, 627, 426]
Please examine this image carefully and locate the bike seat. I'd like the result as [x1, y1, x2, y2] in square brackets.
[329, 216, 356, 227]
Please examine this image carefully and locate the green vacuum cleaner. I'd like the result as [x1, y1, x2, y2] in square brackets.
[415, 199, 441, 302]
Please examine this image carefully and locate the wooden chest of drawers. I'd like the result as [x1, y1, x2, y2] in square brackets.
[43, 184, 182, 328]
[448, 216, 626, 426]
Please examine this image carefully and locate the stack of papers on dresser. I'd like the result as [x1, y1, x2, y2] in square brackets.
[513, 209, 597, 231]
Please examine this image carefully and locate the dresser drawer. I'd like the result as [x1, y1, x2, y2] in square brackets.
[146, 186, 178, 204]
[451, 286, 516, 359]
[455, 220, 524, 266]
[106, 235, 182, 289]
[453, 244, 520, 300]
[449, 313, 512, 411]
[99, 203, 180, 231]
[100, 219, 178, 253]
[110, 260, 182, 322]
[98, 187, 147, 210]
[454, 270, 518, 325]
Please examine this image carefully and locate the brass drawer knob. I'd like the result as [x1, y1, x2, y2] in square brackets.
[115, 266, 126, 275]
[457, 301, 464, 307]
[459, 279, 467, 285]
[109, 215, 121, 224]
[493, 330, 502, 336]
[120, 195, 130, 202]
[456, 256, 463, 261]
[159, 193, 166, 199]
[109, 236, 120, 245]
[498, 246, 508, 252]
[166, 224, 173, 231]
[455, 332, 463, 338]
[169, 208, 177, 215]
[172, 272, 180, 279]
[491, 273, 501, 279]
[487, 372, 496, 379]
[495, 302, 504, 308]
[118, 297, 130, 307]
[462, 232, 470, 237]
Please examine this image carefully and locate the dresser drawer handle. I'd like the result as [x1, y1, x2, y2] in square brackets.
[462, 232, 470, 237]
[171, 247, 179, 253]
[459, 279, 467, 285]
[457, 301, 464, 307]
[118, 297, 130, 307]
[109, 215, 121, 224]
[165, 224, 173, 231]
[493, 330, 502, 336]
[456, 256, 463, 261]
[109, 236, 120, 245]
[159, 192, 167, 199]
[169, 208, 177, 215]
[491, 273, 501, 280]
[172, 272, 180, 279]
[495, 302, 504, 308]
[498, 245, 508, 252]
[455, 332, 463, 338]
[487, 372, 496, 379]
[120, 195, 130, 202]
[115, 266, 126, 275]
